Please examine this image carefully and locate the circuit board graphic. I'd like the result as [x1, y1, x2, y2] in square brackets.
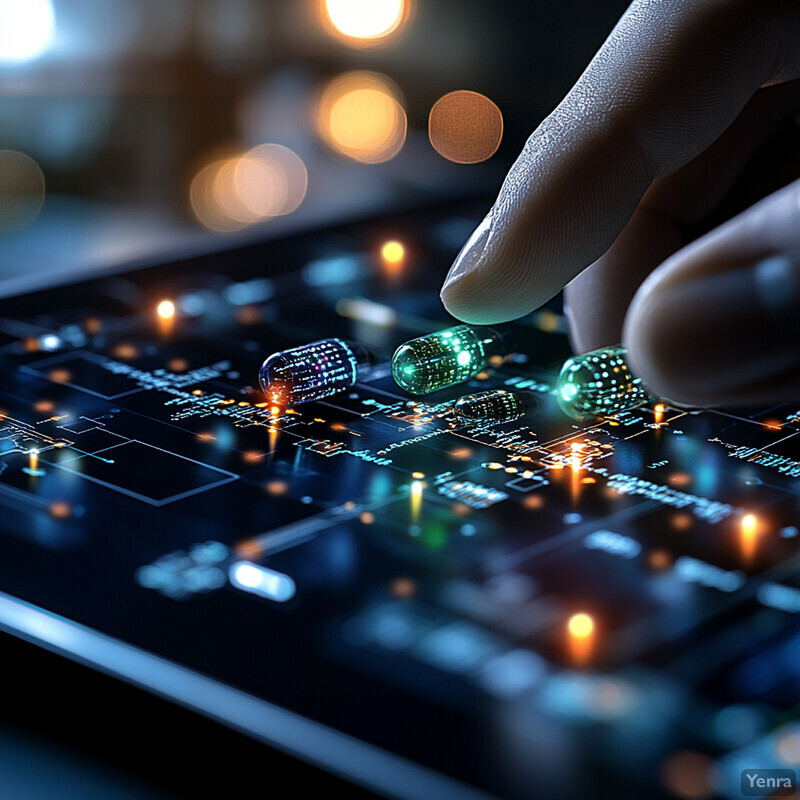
[0, 202, 798, 800]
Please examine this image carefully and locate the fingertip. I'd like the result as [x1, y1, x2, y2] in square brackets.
[623, 257, 798, 408]
[439, 261, 541, 325]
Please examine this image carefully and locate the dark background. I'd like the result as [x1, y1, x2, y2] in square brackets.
[0, 1, 630, 797]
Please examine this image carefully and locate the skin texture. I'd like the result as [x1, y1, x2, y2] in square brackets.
[439, 0, 800, 407]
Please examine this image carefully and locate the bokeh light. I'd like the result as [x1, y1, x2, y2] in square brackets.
[190, 144, 307, 233]
[740, 512, 760, 562]
[235, 144, 307, 219]
[776, 728, 800, 764]
[660, 751, 716, 799]
[316, 72, 407, 164]
[429, 90, 503, 164]
[381, 240, 404, 264]
[568, 612, 594, 638]
[0, 151, 46, 232]
[190, 159, 244, 233]
[567, 611, 595, 665]
[322, 0, 408, 44]
[157, 300, 175, 320]
[0, 0, 55, 63]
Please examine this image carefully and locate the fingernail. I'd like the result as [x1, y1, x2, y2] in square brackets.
[441, 209, 493, 294]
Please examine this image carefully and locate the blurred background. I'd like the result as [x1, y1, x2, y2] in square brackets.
[0, 0, 630, 289]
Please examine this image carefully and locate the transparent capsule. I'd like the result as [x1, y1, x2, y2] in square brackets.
[391, 325, 511, 395]
[556, 345, 651, 420]
[259, 338, 369, 406]
[453, 390, 536, 425]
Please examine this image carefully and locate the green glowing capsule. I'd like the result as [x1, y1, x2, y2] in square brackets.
[556, 346, 651, 420]
[453, 389, 536, 425]
[391, 325, 510, 395]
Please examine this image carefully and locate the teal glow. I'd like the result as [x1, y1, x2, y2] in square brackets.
[555, 346, 651, 420]
[391, 325, 508, 395]
[560, 383, 578, 401]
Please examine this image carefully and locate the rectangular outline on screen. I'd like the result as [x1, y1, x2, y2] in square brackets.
[49, 440, 238, 506]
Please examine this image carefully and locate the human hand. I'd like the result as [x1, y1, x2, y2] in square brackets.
[439, 0, 800, 407]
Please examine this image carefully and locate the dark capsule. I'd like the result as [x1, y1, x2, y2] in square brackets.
[453, 389, 535, 425]
[259, 338, 369, 406]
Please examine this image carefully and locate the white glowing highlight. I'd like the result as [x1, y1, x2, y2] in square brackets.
[324, 0, 405, 40]
[0, 0, 55, 63]
[230, 561, 296, 602]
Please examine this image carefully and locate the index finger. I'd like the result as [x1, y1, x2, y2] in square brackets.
[439, 0, 800, 325]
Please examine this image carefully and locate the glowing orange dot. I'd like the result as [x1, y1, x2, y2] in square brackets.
[167, 358, 188, 372]
[316, 72, 406, 164]
[668, 473, 692, 487]
[157, 300, 175, 320]
[486, 462, 503, 470]
[660, 751, 715, 800]
[380, 240, 404, 265]
[764, 419, 783, 431]
[449, 446, 472, 459]
[523, 494, 544, 509]
[535, 309, 560, 333]
[265, 480, 289, 496]
[568, 612, 594, 638]
[740, 514, 760, 560]
[242, 451, 265, 464]
[34, 400, 54, 413]
[236, 305, 261, 325]
[359, 511, 375, 524]
[671, 512, 693, 531]
[49, 501, 72, 519]
[234, 539, 263, 560]
[48, 369, 71, 384]
[112, 343, 139, 360]
[429, 90, 503, 164]
[83, 317, 103, 334]
[647, 549, 672, 570]
[390, 576, 416, 599]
